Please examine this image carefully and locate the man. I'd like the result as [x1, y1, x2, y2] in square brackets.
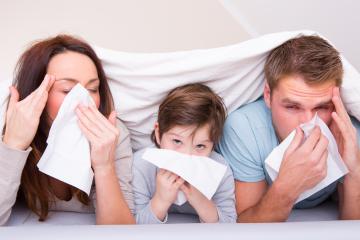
[217, 35, 360, 222]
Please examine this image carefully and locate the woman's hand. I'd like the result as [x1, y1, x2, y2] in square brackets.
[76, 105, 119, 172]
[3, 74, 55, 150]
[76, 105, 135, 224]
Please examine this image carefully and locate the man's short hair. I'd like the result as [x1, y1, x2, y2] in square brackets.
[265, 35, 343, 91]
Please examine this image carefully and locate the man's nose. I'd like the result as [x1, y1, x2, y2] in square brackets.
[300, 111, 314, 124]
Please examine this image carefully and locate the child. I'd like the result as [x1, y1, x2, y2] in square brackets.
[133, 83, 236, 223]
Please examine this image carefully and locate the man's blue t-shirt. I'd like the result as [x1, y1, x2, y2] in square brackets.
[217, 98, 360, 208]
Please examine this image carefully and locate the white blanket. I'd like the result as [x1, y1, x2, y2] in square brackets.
[1, 30, 360, 152]
[95, 30, 360, 151]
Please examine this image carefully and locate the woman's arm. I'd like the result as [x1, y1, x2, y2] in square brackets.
[0, 139, 31, 225]
[76, 107, 135, 224]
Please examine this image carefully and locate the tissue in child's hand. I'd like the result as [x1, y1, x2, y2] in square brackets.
[142, 148, 227, 206]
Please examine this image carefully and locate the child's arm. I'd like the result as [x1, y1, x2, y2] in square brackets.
[209, 165, 237, 223]
[181, 164, 237, 223]
[150, 169, 184, 221]
[180, 183, 219, 223]
[133, 152, 183, 224]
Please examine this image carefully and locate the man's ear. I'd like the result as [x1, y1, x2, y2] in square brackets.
[154, 122, 161, 146]
[264, 82, 271, 108]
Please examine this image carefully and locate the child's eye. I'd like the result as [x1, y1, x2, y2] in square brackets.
[62, 89, 71, 94]
[172, 139, 182, 145]
[196, 144, 206, 150]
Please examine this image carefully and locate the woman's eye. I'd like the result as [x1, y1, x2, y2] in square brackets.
[88, 88, 99, 93]
[172, 139, 182, 145]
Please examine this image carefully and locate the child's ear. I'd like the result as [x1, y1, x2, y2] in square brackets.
[154, 122, 161, 146]
[264, 82, 271, 108]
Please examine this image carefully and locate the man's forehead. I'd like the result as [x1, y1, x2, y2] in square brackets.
[275, 76, 335, 96]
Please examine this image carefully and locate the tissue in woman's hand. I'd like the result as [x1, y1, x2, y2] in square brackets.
[142, 148, 227, 206]
[265, 114, 349, 203]
[37, 84, 95, 195]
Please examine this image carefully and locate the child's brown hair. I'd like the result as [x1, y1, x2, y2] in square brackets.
[151, 83, 226, 147]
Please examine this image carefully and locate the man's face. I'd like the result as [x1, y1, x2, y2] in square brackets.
[264, 75, 337, 141]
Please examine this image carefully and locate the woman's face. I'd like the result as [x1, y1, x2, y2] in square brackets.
[45, 51, 101, 122]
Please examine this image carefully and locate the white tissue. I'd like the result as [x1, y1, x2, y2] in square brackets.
[37, 84, 95, 195]
[265, 114, 349, 203]
[142, 148, 227, 206]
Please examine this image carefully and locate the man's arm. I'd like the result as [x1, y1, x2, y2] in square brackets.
[235, 127, 329, 222]
[235, 180, 295, 222]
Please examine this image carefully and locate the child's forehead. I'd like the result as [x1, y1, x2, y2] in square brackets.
[166, 124, 212, 141]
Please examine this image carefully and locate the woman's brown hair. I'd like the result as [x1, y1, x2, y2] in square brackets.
[3, 35, 114, 221]
[151, 83, 226, 147]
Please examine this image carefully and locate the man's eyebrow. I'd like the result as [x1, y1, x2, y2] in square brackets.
[281, 98, 301, 105]
[314, 100, 333, 107]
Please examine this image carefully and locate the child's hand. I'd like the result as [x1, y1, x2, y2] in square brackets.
[180, 182, 208, 207]
[150, 169, 184, 221]
[180, 182, 219, 223]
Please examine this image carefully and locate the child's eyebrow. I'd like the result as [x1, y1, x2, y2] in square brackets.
[198, 140, 212, 143]
[167, 132, 184, 138]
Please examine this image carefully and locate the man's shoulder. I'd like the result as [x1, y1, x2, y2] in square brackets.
[226, 98, 271, 133]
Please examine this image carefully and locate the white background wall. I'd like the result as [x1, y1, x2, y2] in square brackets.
[2, 0, 360, 83]
[0, 0, 249, 82]
[221, 0, 360, 70]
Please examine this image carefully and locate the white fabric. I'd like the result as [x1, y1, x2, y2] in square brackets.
[95, 30, 360, 152]
[265, 114, 349, 203]
[37, 84, 94, 195]
[141, 148, 227, 206]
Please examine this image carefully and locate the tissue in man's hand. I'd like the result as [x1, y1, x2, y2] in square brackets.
[142, 148, 227, 205]
[37, 84, 95, 195]
[265, 114, 349, 203]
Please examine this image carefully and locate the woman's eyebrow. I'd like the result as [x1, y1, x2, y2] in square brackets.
[56, 78, 99, 84]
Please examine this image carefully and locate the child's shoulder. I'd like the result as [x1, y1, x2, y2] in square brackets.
[209, 151, 228, 166]
[133, 147, 157, 171]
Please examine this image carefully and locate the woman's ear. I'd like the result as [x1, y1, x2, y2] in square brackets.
[264, 82, 271, 108]
[154, 122, 161, 146]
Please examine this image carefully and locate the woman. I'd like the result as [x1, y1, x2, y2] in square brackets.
[0, 35, 135, 225]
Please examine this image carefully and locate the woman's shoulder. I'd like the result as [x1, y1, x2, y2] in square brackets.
[115, 117, 130, 136]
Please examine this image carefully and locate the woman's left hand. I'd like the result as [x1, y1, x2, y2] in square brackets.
[76, 104, 119, 172]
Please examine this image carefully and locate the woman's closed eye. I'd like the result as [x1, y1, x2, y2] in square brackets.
[62, 89, 71, 94]
[88, 88, 99, 93]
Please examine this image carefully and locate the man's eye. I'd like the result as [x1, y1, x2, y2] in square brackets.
[172, 139, 182, 145]
[316, 106, 330, 111]
[286, 105, 299, 110]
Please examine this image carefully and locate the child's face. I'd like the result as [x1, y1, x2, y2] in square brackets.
[155, 124, 214, 157]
